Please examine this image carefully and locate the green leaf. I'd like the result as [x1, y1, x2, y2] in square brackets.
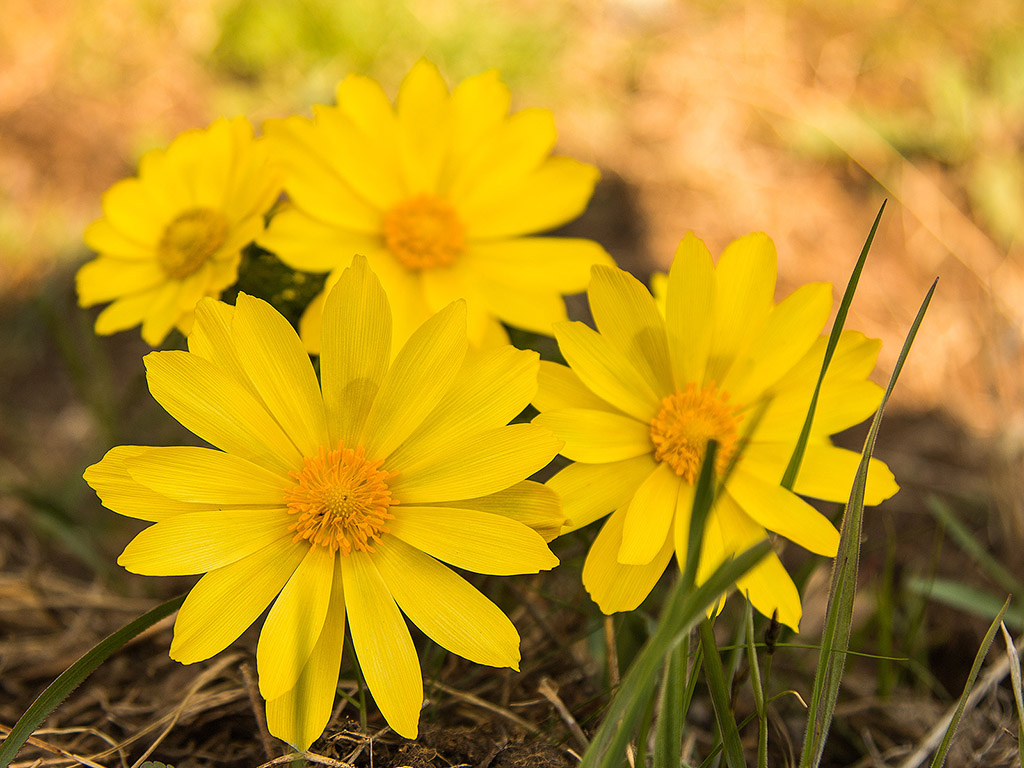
[0, 594, 185, 768]
[926, 496, 1023, 595]
[904, 575, 1023, 630]
[998, 623, 1024, 768]
[799, 277, 937, 768]
[699, 618, 745, 768]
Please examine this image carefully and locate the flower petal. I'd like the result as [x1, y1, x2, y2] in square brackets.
[430, 480, 563, 542]
[473, 278, 568, 335]
[83, 216, 152, 259]
[553, 320, 660, 421]
[258, 207, 382, 273]
[619, 461, 681, 565]
[459, 236, 611, 293]
[445, 68, 510, 174]
[387, 423, 561, 503]
[546, 454, 657, 533]
[144, 350, 302, 474]
[118, 508, 295, 575]
[359, 301, 468, 460]
[387, 506, 558, 575]
[232, 293, 328, 457]
[583, 505, 674, 614]
[374, 536, 520, 668]
[533, 408, 651, 463]
[93, 286, 162, 337]
[725, 469, 839, 556]
[259, 545, 336, 700]
[341, 551, 422, 738]
[665, 233, 715, 387]
[76, 257, 165, 306]
[321, 255, 392, 448]
[396, 59, 450, 194]
[171, 535, 305, 663]
[266, 555, 346, 752]
[533, 360, 620, 414]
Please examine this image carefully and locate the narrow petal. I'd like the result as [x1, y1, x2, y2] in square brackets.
[374, 537, 520, 668]
[118, 509, 295, 575]
[321, 255, 392, 447]
[705, 233, 777, 385]
[387, 506, 558, 575]
[83, 217, 152, 259]
[84, 446, 216, 521]
[186, 299, 264, 399]
[533, 360, 620, 414]
[665, 233, 714, 387]
[619, 462, 681, 565]
[553, 320, 660, 421]
[445, 68, 510, 176]
[387, 424, 560, 503]
[335, 73, 401, 158]
[725, 469, 839, 556]
[125, 446, 290, 505]
[93, 286, 163, 337]
[144, 350, 302, 474]
[76, 257, 165, 306]
[460, 237, 612, 293]
[432, 481, 564, 542]
[258, 207, 382, 273]
[99, 177, 163, 245]
[589, 265, 674, 396]
[473, 277, 569, 336]
[461, 157, 599, 239]
[583, 505, 674, 614]
[171, 535, 305, 663]
[547, 454, 657, 533]
[341, 551, 422, 739]
[232, 293, 329, 457]
[266, 556, 346, 752]
[396, 59, 450, 194]
[259, 545, 336, 700]
[386, 346, 539, 473]
[533, 408, 651, 463]
[360, 301, 468, 461]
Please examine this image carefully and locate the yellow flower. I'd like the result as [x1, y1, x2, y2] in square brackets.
[83, 256, 562, 748]
[77, 117, 283, 345]
[259, 59, 613, 352]
[533, 233, 899, 630]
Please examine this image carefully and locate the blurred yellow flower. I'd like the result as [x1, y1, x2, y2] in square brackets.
[84, 256, 562, 748]
[533, 233, 899, 630]
[77, 117, 283, 345]
[259, 59, 612, 352]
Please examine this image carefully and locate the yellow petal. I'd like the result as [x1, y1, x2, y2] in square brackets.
[99, 177, 163, 245]
[359, 301, 467, 460]
[266, 556, 346, 752]
[445, 68, 510, 176]
[387, 506, 558, 575]
[473, 278, 568, 335]
[533, 360, 619, 414]
[725, 470, 839, 556]
[547, 454, 657, 533]
[76, 257, 165, 306]
[83, 217, 152, 259]
[374, 536, 520, 668]
[171, 535, 305, 663]
[84, 445, 215, 522]
[258, 207, 382, 273]
[341, 551, 422, 739]
[336, 73, 401, 157]
[619, 462, 680, 565]
[553, 320, 660, 421]
[665, 233, 715, 387]
[259, 545, 336, 700]
[387, 423, 560, 503]
[232, 293, 329, 457]
[396, 59, 450, 194]
[320, 255, 392, 447]
[93, 286, 162, 338]
[186, 298, 263, 398]
[125, 446, 290, 505]
[532, 408, 651, 463]
[588, 264, 674, 396]
[144, 350, 302, 474]
[430, 480, 564, 542]
[460, 237, 612, 293]
[583, 505, 675, 614]
[118, 509, 294, 575]
[461, 156, 599, 239]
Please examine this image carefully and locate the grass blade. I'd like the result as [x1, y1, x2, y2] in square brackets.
[799, 278, 937, 768]
[782, 200, 886, 490]
[926, 496, 1022, 595]
[904, 575, 1023, 630]
[653, 641, 686, 768]
[999, 623, 1024, 768]
[0, 594, 185, 768]
[699, 618, 745, 768]
[745, 600, 768, 768]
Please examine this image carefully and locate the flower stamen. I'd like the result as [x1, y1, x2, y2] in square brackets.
[285, 443, 397, 555]
[156, 208, 229, 279]
[382, 194, 465, 270]
[650, 383, 741, 483]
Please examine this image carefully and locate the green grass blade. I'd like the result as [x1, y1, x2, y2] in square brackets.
[998, 623, 1024, 768]
[926, 496, 1023, 595]
[0, 594, 185, 768]
[799, 278, 937, 768]
[904, 576, 1023, 630]
[928, 597, 1010, 768]
[782, 200, 886, 490]
[699, 618, 745, 768]
[745, 600, 768, 768]
[653, 641, 686, 768]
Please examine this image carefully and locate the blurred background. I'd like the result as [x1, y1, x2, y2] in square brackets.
[4, 0, 1024, 764]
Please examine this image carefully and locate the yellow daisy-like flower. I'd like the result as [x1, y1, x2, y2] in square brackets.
[533, 233, 899, 630]
[77, 117, 283, 345]
[259, 59, 613, 352]
[83, 256, 563, 748]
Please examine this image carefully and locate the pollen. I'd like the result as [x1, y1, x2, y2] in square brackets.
[649, 383, 741, 483]
[381, 194, 465, 270]
[285, 443, 397, 556]
[156, 208, 229, 279]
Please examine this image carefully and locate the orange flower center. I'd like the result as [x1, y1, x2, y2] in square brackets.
[156, 208, 229, 279]
[284, 443, 397, 555]
[381, 195, 465, 270]
[649, 383, 740, 483]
